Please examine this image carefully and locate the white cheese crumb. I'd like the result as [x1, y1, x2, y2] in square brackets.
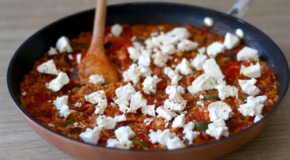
[183, 122, 200, 145]
[237, 46, 259, 62]
[156, 106, 177, 121]
[187, 73, 217, 94]
[175, 58, 194, 75]
[80, 127, 102, 145]
[166, 136, 185, 150]
[191, 53, 208, 71]
[240, 63, 261, 78]
[37, 59, 58, 75]
[238, 78, 260, 96]
[142, 75, 161, 94]
[56, 36, 73, 53]
[48, 46, 58, 56]
[89, 74, 105, 84]
[111, 23, 123, 37]
[223, 32, 240, 49]
[177, 39, 198, 52]
[238, 95, 267, 117]
[84, 90, 107, 114]
[160, 44, 176, 55]
[114, 114, 126, 122]
[53, 95, 73, 118]
[206, 41, 225, 58]
[114, 83, 136, 113]
[128, 91, 147, 113]
[202, 58, 224, 80]
[107, 126, 135, 149]
[76, 53, 82, 64]
[46, 71, 70, 92]
[164, 67, 182, 85]
[172, 114, 185, 128]
[96, 115, 116, 129]
[141, 105, 156, 117]
[123, 64, 141, 84]
[208, 101, 233, 121]
[215, 80, 238, 100]
[206, 119, 229, 140]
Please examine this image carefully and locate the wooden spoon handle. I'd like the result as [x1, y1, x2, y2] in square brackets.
[90, 0, 107, 49]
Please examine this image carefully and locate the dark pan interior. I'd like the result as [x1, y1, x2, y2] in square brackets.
[7, 1, 289, 149]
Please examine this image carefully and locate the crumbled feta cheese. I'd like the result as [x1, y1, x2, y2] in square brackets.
[156, 106, 177, 121]
[238, 95, 267, 117]
[53, 95, 73, 118]
[96, 115, 116, 129]
[166, 136, 185, 150]
[107, 126, 135, 149]
[142, 75, 161, 94]
[240, 63, 261, 78]
[202, 58, 224, 80]
[172, 114, 185, 128]
[153, 51, 170, 67]
[111, 23, 123, 37]
[139, 65, 153, 77]
[80, 127, 102, 145]
[88, 74, 105, 84]
[48, 46, 58, 56]
[187, 73, 217, 94]
[206, 119, 229, 140]
[166, 85, 185, 101]
[164, 67, 182, 85]
[177, 39, 198, 52]
[114, 83, 136, 113]
[148, 129, 184, 149]
[223, 32, 240, 49]
[160, 44, 176, 55]
[21, 91, 27, 96]
[206, 41, 225, 58]
[128, 91, 147, 113]
[215, 81, 238, 100]
[166, 27, 191, 40]
[56, 36, 73, 53]
[123, 64, 141, 84]
[114, 114, 126, 122]
[164, 99, 187, 112]
[237, 46, 259, 62]
[84, 90, 107, 114]
[175, 58, 194, 75]
[204, 17, 214, 27]
[208, 101, 233, 121]
[138, 49, 151, 67]
[191, 53, 208, 71]
[37, 59, 58, 75]
[235, 28, 244, 38]
[127, 47, 140, 62]
[76, 53, 82, 64]
[182, 122, 199, 145]
[238, 78, 260, 96]
[141, 105, 156, 117]
[254, 115, 263, 123]
[46, 71, 70, 92]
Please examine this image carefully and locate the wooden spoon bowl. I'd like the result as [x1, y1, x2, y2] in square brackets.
[78, 0, 119, 84]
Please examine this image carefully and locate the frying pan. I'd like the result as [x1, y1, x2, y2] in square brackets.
[7, 1, 289, 160]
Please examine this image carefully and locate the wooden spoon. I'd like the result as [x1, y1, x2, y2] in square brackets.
[78, 0, 119, 84]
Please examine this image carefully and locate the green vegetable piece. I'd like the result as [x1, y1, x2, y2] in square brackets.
[204, 94, 220, 100]
[195, 121, 210, 131]
[132, 137, 149, 148]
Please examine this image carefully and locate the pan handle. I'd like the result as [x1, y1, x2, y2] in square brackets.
[227, 0, 254, 18]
